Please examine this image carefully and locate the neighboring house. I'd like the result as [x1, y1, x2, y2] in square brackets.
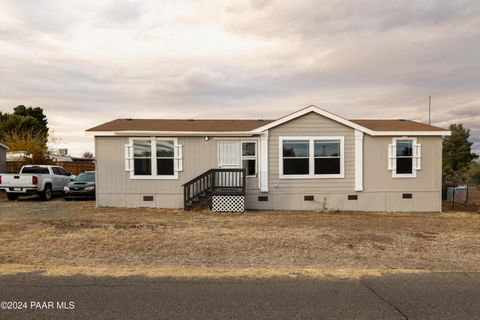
[49, 148, 73, 162]
[71, 156, 96, 162]
[87, 106, 450, 212]
[49, 154, 73, 162]
[6, 150, 32, 161]
[0, 143, 7, 173]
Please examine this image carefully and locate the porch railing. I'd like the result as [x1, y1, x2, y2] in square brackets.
[182, 168, 246, 210]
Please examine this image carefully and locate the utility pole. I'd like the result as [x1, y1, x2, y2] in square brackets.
[428, 96, 431, 125]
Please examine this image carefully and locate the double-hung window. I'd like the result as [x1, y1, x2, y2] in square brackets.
[126, 138, 182, 179]
[282, 140, 310, 175]
[396, 140, 413, 174]
[314, 140, 341, 174]
[156, 140, 175, 175]
[280, 137, 344, 178]
[241, 141, 257, 176]
[388, 137, 421, 178]
[133, 140, 152, 175]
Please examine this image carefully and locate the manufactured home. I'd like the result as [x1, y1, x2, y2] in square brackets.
[87, 106, 450, 212]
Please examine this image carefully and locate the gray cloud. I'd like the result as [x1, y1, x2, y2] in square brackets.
[101, 0, 143, 24]
[224, 0, 480, 37]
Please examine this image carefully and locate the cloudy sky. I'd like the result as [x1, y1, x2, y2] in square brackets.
[0, 0, 479, 156]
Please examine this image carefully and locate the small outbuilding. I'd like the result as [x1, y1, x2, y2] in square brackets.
[0, 143, 8, 173]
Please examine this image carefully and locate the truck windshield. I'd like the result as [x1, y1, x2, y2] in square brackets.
[75, 172, 95, 182]
[21, 167, 49, 174]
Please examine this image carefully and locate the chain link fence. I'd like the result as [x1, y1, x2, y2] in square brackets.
[443, 184, 480, 211]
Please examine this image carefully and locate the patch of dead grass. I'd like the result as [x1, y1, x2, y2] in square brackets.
[1, 200, 480, 278]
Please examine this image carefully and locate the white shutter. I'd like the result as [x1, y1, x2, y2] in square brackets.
[124, 144, 133, 172]
[174, 144, 183, 172]
[413, 143, 422, 170]
[387, 144, 396, 171]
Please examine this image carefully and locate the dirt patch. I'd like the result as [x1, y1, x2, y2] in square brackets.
[1, 199, 480, 277]
[43, 220, 160, 230]
[412, 232, 438, 240]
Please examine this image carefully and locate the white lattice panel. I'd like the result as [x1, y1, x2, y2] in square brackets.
[212, 195, 245, 212]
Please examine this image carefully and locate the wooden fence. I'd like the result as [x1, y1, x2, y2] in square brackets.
[6, 161, 95, 176]
[469, 185, 480, 205]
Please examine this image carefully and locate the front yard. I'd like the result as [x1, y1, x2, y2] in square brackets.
[1, 197, 480, 277]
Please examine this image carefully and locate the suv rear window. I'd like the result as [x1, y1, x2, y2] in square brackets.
[21, 167, 50, 174]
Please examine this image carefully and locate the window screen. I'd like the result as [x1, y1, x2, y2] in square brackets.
[314, 140, 341, 174]
[242, 142, 257, 176]
[133, 140, 152, 175]
[283, 140, 309, 175]
[156, 140, 174, 175]
[396, 140, 413, 174]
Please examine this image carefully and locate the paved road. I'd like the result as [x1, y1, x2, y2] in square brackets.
[0, 272, 479, 319]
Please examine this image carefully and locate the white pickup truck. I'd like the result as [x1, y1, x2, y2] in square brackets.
[0, 165, 75, 201]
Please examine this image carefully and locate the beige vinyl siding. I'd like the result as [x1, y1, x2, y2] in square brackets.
[246, 112, 442, 212]
[268, 112, 355, 193]
[361, 135, 443, 212]
[96, 136, 216, 207]
[363, 136, 443, 192]
[245, 127, 442, 212]
[95, 136, 260, 208]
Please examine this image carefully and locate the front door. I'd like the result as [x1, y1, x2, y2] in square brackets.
[217, 141, 241, 169]
[217, 141, 241, 188]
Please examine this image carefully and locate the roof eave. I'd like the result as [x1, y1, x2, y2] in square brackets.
[366, 131, 451, 136]
[86, 130, 259, 137]
[86, 129, 450, 137]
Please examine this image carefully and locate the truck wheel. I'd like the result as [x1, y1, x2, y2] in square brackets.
[40, 185, 52, 201]
[6, 193, 19, 201]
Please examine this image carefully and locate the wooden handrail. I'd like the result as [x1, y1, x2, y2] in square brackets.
[183, 168, 246, 210]
[181, 169, 212, 187]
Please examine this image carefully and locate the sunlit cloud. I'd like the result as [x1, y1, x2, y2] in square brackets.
[0, 0, 478, 156]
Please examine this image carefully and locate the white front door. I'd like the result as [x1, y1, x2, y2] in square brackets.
[217, 141, 241, 169]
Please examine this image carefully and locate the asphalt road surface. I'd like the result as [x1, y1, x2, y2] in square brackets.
[1, 272, 479, 319]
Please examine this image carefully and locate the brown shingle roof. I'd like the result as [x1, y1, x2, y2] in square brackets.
[86, 119, 274, 132]
[350, 119, 448, 132]
[87, 117, 447, 133]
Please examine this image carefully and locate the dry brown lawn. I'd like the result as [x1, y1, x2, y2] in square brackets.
[1, 196, 480, 277]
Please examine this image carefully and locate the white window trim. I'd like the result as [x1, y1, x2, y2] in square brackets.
[241, 141, 258, 177]
[391, 137, 417, 179]
[129, 137, 179, 180]
[279, 136, 345, 179]
[259, 131, 269, 192]
[354, 130, 364, 192]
